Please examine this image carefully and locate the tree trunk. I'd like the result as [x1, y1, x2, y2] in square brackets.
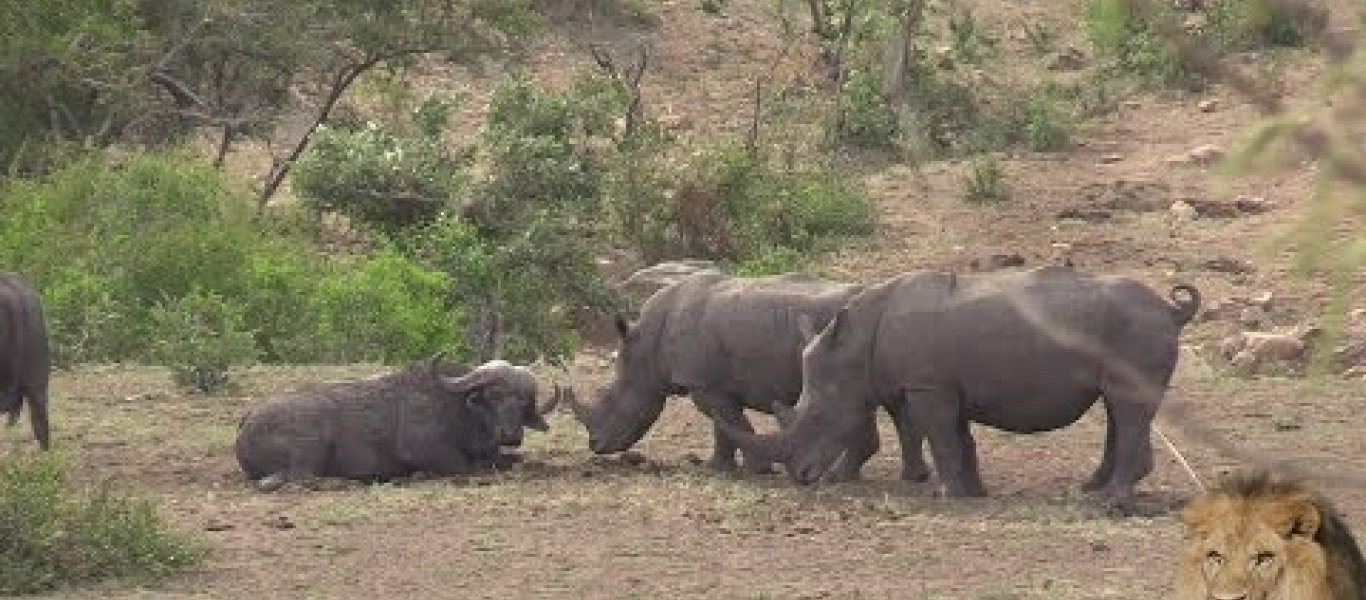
[256, 60, 376, 213]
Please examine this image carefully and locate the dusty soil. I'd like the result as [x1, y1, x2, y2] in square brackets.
[6, 0, 1366, 598]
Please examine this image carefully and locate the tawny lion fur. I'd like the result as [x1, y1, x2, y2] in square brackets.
[1174, 470, 1365, 600]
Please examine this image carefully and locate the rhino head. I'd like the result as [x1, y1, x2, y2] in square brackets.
[565, 314, 672, 454]
[437, 358, 560, 447]
[712, 309, 873, 484]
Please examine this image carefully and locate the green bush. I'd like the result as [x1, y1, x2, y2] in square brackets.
[969, 85, 1073, 153]
[0, 152, 263, 363]
[961, 156, 1010, 204]
[0, 454, 204, 595]
[146, 288, 260, 393]
[293, 106, 469, 235]
[1208, 0, 1320, 50]
[309, 247, 469, 364]
[833, 68, 901, 150]
[1084, 0, 1201, 89]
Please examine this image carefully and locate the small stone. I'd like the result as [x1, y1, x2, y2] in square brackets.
[1100, 154, 1124, 164]
[1187, 144, 1226, 166]
[1273, 419, 1302, 432]
[1048, 46, 1086, 71]
[1122, 100, 1142, 109]
[1090, 540, 1111, 552]
[1344, 366, 1366, 380]
[267, 515, 296, 530]
[1169, 200, 1198, 222]
[619, 451, 647, 466]
[1232, 195, 1272, 213]
[1238, 306, 1267, 327]
[1198, 98, 1221, 112]
[204, 520, 234, 532]
[1252, 291, 1274, 310]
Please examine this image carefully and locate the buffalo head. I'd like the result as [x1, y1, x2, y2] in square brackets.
[438, 359, 559, 447]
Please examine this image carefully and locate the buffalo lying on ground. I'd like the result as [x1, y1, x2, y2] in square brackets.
[235, 357, 559, 491]
[0, 273, 50, 450]
[715, 266, 1201, 512]
[566, 270, 931, 481]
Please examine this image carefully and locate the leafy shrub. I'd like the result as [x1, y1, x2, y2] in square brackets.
[309, 247, 468, 364]
[1085, 0, 1202, 89]
[0, 454, 204, 595]
[1208, 0, 1321, 50]
[0, 152, 263, 363]
[961, 156, 1010, 204]
[146, 288, 260, 393]
[969, 85, 1073, 153]
[833, 68, 901, 149]
[947, 7, 998, 66]
[668, 144, 876, 263]
[293, 106, 469, 236]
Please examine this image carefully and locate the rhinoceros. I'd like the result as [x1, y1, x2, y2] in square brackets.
[0, 273, 50, 450]
[235, 356, 560, 491]
[565, 269, 931, 481]
[714, 266, 1201, 511]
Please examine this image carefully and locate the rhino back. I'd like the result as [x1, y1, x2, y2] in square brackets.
[871, 268, 1182, 428]
[662, 275, 863, 405]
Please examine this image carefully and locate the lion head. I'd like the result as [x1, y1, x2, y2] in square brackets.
[1174, 470, 1366, 600]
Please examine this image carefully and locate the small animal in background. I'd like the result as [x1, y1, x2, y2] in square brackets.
[1173, 469, 1366, 600]
[234, 356, 560, 492]
[0, 272, 51, 450]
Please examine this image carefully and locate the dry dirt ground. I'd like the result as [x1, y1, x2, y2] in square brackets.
[5, 0, 1366, 598]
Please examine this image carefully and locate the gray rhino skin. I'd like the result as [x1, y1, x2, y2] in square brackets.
[567, 270, 931, 480]
[715, 266, 1201, 512]
[0, 273, 50, 450]
[235, 357, 558, 491]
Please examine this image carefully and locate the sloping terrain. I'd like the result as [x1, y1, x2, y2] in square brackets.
[8, 0, 1366, 598]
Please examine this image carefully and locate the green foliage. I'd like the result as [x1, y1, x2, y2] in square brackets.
[833, 68, 901, 149]
[968, 85, 1073, 153]
[947, 6, 998, 66]
[961, 156, 1010, 204]
[699, 0, 727, 16]
[0, 454, 204, 595]
[293, 103, 469, 235]
[309, 248, 468, 364]
[1207, 0, 1319, 51]
[1084, 0, 1200, 89]
[0, 152, 261, 362]
[146, 288, 260, 393]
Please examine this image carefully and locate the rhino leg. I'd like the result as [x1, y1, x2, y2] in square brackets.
[882, 400, 930, 482]
[691, 392, 772, 474]
[1095, 395, 1157, 516]
[1082, 403, 1118, 492]
[910, 388, 987, 498]
[23, 382, 49, 451]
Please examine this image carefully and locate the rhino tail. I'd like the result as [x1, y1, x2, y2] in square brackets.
[1168, 284, 1201, 327]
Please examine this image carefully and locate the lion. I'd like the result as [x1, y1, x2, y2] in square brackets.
[1174, 470, 1366, 600]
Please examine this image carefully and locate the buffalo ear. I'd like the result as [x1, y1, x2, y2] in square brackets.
[614, 313, 632, 339]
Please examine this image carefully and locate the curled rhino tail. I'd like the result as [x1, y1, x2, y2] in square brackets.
[1168, 284, 1202, 327]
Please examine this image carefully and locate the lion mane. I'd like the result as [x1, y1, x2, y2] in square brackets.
[1174, 470, 1366, 600]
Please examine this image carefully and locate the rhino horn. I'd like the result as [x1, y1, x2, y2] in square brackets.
[564, 385, 598, 427]
[539, 383, 568, 416]
[713, 418, 793, 464]
[771, 401, 796, 428]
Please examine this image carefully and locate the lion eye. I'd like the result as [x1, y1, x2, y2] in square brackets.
[1205, 550, 1224, 563]
[1254, 551, 1276, 566]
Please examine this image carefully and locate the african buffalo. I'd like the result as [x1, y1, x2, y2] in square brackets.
[715, 266, 1201, 512]
[565, 269, 931, 481]
[1, 273, 50, 450]
[235, 357, 560, 491]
